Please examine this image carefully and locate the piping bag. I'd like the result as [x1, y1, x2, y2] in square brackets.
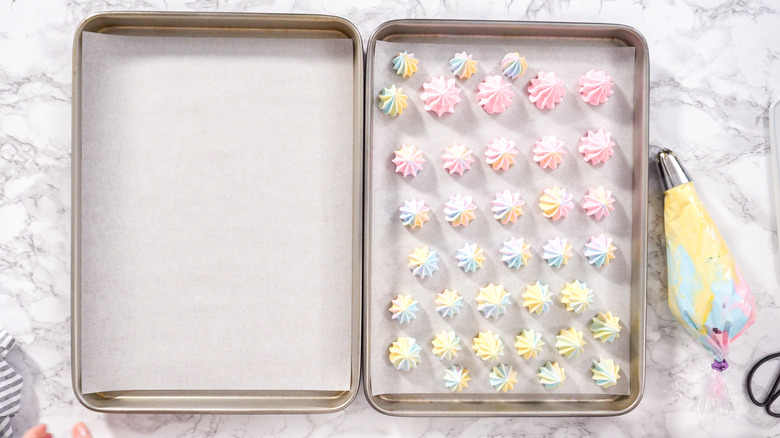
[657, 149, 757, 416]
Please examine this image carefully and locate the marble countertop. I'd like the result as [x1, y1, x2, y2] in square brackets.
[1, 0, 779, 436]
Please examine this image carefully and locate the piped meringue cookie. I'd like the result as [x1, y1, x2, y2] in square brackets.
[408, 245, 440, 278]
[392, 51, 419, 78]
[476, 75, 514, 114]
[533, 136, 566, 170]
[443, 193, 477, 227]
[456, 242, 485, 273]
[521, 281, 553, 314]
[388, 294, 419, 324]
[378, 84, 408, 117]
[579, 70, 614, 105]
[450, 52, 478, 79]
[443, 365, 471, 392]
[591, 357, 620, 388]
[388, 336, 422, 371]
[514, 329, 544, 359]
[542, 237, 573, 268]
[538, 186, 574, 220]
[537, 361, 566, 389]
[500, 236, 532, 269]
[485, 137, 519, 171]
[560, 280, 593, 313]
[589, 311, 622, 342]
[475, 283, 511, 319]
[491, 190, 525, 224]
[579, 129, 615, 165]
[420, 76, 462, 117]
[442, 143, 475, 176]
[431, 330, 462, 360]
[555, 327, 586, 359]
[392, 144, 424, 177]
[584, 234, 617, 267]
[435, 289, 464, 318]
[583, 186, 615, 220]
[489, 364, 518, 393]
[527, 71, 565, 110]
[500, 52, 527, 80]
[472, 330, 505, 362]
[398, 198, 430, 229]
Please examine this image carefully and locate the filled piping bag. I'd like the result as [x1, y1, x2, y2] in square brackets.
[657, 149, 757, 416]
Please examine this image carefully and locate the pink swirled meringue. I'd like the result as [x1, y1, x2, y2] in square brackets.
[392, 144, 425, 177]
[538, 186, 573, 221]
[578, 129, 615, 165]
[533, 136, 566, 170]
[442, 143, 475, 176]
[476, 75, 514, 114]
[527, 71, 566, 110]
[491, 190, 525, 224]
[582, 186, 615, 220]
[485, 137, 519, 171]
[420, 76, 462, 117]
[579, 70, 614, 105]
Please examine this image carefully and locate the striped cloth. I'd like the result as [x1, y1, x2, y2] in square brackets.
[0, 329, 22, 438]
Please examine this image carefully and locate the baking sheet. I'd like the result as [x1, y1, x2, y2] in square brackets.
[79, 31, 354, 393]
[369, 38, 635, 396]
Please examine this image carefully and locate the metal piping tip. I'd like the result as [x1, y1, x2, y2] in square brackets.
[656, 148, 691, 191]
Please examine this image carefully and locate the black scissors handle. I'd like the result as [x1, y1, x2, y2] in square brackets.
[746, 352, 780, 418]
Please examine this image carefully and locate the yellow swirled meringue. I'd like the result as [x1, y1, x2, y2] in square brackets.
[560, 280, 593, 313]
[590, 357, 621, 388]
[555, 327, 585, 359]
[472, 330, 505, 362]
[431, 330, 462, 360]
[514, 329, 544, 359]
[521, 281, 553, 315]
[589, 311, 622, 342]
[388, 337, 422, 371]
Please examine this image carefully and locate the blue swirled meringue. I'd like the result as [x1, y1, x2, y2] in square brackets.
[591, 357, 621, 388]
[584, 234, 617, 267]
[407, 245, 440, 278]
[388, 294, 419, 324]
[537, 361, 566, 389]
[501, 52, 528, 80]
[443, 364, 471, 392]
[456, 242, 485, 272]
[392, 51, 419, 78]
[500, 236, 532, 269]
[449, 51, 477, 79]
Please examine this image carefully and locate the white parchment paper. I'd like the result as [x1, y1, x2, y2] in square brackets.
[369, 38, 636, 396]
[80, 32, 355, 393]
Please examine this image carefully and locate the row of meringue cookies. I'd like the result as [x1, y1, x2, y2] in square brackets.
[391, 281, 614, 324]
[387, 322, 622, 391]
[380, 51, 615, 117]
[407, 233, 616, 276]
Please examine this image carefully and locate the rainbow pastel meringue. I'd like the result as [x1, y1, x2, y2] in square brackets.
[443, 193, 477, 227]
[579, 129, 615, 165]
[443, 365, 471, 392]
[378, 84, 408, 117]
[590, 311, 622, 342]
[456, 242, 485, 273]
[420, 76, 462, 117]
[491, 190, 525, 224]
[392, 144, 425, 177]
[538, 186, 574, 220]
[435, 289, 464, 318]
[476, 283, 511, 319]
[450, 52, 478, 79]
[591, 357, 620, 388]
[472, 330, 505, 362]
[500, 237, 532, 269]
[583, 186, 615, 220]
[537, 361, 566, 389]
[515, 329, 544, 359]
[398, 198, 430, 229]
[392, 51, 419, 78]
[489, 364, 518, 393]
[527, 71, 566, 110]
[388, 336, 422, 371]
[476, 75, 514, 114]
[521, 281, 553, 314]
[442, 143, 475, 176]
[579, 70, 615, 106]
[388, 294, 419, 324]
[501, 52, 527, 80]
[584, 234, 617, 267]
[560, 280, 593, 313]
[533, 136, 566, 170]
[542, 237, 573, 268]
[408, 245, 440, 278]
[431, 330, 462, 360]
[485, 137, 519, 171]
[555, 327, 586, 359]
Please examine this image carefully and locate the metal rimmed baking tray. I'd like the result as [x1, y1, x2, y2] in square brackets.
[363, 20, 648, 416]
[71, 12, 363, 413]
